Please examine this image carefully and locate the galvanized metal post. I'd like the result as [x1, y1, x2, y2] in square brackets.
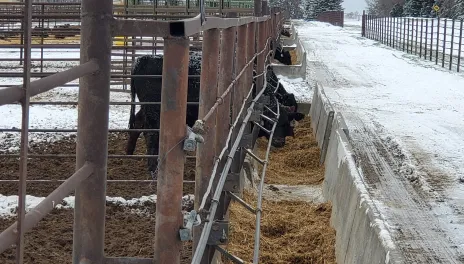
[72, 0, 112, 263]
[193, 28, 221, 264]
[16, 0, 32, 262]
[154, 36, 190, 264]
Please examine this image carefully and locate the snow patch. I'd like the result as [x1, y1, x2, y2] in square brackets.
[0, 194, 195, 218]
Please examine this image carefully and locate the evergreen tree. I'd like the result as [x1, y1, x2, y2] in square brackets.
[390, 3, 404, 16]
[403, 0, 424, 16]
[304, 0, 343, 20]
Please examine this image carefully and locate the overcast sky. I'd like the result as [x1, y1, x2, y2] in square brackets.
[342, 0, 367, 13]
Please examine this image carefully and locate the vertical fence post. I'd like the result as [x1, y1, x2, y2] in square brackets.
[229, 24, 248, 189]
[393, 17, 396, 48]
[385, 17, 387, 45]
[403, 18, 406, 51]
[214, 26, 236, 221]
[425, 19, 428, 60]
[16, 0, 32, 262]
[380, 16, 383, 43]
[415, 18, 418, 55]
[388, 16, 391, 46]
[420, 19, 423, 58]
[362, 10, 365, 37]
[450, 19, 455, 71]
[72, 0, 112, 263]
[153, 36, 190, 264]
[254, 0, 262, 17]
[430, 19, 434, 61]
[407, 18, 411, 53]
[436, 17, 440, 64]
[193, 28, 221, 264]
[256, 21, 266, 92]
[458, 20, 463, 72]
[442, 18, 447, 68]
[247, 22, 256, 91]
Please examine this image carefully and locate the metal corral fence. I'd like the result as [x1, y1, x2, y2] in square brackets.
[362, 12, 464, 72]
[0, 1, 259, 91]
[0, 0, 287, 263]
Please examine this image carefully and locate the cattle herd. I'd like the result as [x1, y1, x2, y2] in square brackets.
[125, 29, 302, 176]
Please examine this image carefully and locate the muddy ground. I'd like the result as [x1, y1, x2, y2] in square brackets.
[0, 204, 193, 264]
[0, 132, 196, 198]
[0, 118, 335, 264]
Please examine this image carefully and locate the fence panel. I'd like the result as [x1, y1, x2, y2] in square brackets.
[363, 15, 464, 73]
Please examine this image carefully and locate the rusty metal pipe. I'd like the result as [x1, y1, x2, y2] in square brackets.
[16, 0, 33, 262]
[193, 28, 220, 263]
[72, 0, 112, 263]
[0, 60, 99, 106]
[0, 163, 94, 255]
[154, 36, 190, 264]
[256, 22, 266, 91]
[200, 37, 270, 123]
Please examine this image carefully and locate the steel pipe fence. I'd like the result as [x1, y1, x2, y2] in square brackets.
[0, 0, 287, 263]
[362, 13, 464, 72]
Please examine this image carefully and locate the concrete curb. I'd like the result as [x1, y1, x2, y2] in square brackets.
[311, 83, 404, 263]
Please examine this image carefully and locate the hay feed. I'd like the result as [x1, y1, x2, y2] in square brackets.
[289, 49, 298, 65]
[256, 117, 325, 185]
[226, 191, 336, 264]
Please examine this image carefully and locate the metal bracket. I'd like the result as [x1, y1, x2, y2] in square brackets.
[258, 95, 270, 105]
[179, 210, 200, 241]
[223, 172, 240, 192]
[238, 133, 253, 149]
[207, 220, 229, 245]
[183, 126, 204, 152]
[250, 109, 262, 123]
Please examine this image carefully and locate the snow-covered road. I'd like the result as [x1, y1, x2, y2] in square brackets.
[296, 19, 464, 262]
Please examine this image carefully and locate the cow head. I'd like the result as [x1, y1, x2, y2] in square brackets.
[259, 99, 305, 148]
[274, 47, 292, 65]
[271, 108, 305, 148]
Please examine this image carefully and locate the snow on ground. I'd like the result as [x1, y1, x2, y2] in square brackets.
[295, 18, 464, 261]
[276, 75, 311, 102]
[0, 194, 194, 218]
[298, 19, 464, 184]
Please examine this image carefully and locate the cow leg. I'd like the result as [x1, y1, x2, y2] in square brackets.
[144, 131, 160, 179]
[126, 109, 144, 155]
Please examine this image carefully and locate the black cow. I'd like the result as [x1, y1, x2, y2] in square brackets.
[273, 46, 292, 65]
[126, 51, 304, 175]
[281, 28, 291, 37]
[265, 66, 298, 113]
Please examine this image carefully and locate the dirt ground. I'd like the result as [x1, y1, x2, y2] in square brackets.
[0, 204, 193, 264]
[0, 115, 334, 264]
[0, 132, 196, 198]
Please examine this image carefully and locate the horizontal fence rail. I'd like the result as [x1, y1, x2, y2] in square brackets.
[362, 13, 464, 72]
